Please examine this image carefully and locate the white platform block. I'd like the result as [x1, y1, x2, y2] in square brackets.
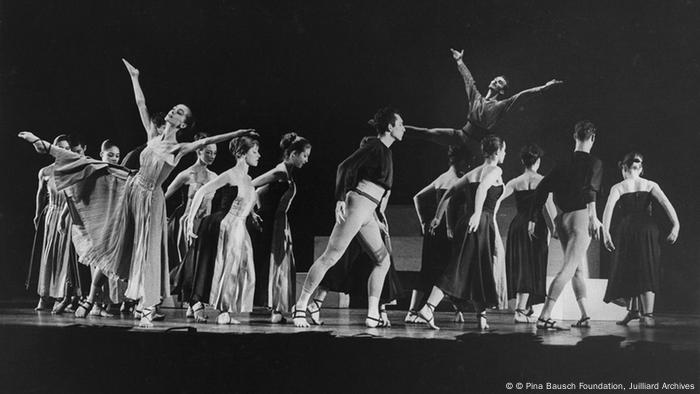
[530, 277, 627, 321]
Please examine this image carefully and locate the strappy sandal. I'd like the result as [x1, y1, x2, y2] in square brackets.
[270, 310, 287, 324]
[536, 317, 569, 331]
[416, 302, 439, 330]
[292, 305, 309, 327]
[51, 299, 70, 315]
[365, 315, 387, 328]
[404, 309, 419, 323]
[476, 312, 490, 330]
[35, 298, 50, 311]
[616, 310, 640, 326]
[571, 316, 591, 328]
[185, 305, 194, 319]
[640, 313, 656, 328]
[514, 309, 534, 324]
[379, 306, 391, 328]
[306, 298, 324, 325]
[74, 300, 94, 318]
[139, 308, 157, 328]
[192, 302, 208, 323]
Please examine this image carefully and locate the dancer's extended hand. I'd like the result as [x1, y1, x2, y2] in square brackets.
[122, 58, 139, 78]
[450, 48, 464, 62]
[18, 131, 48, 153]
[467, 213, 479, 233]
[446, 226, 454, 239]
[185, 221, 198, 245]
[541, 79, 563, 90]
[588, 216, 603, 240]
[667, 226, 679, 244]
[429, 217, 441, 235]
[250, 212, 263, 232]
[603, 229, 615, 251]
[335, 201, 347, 224]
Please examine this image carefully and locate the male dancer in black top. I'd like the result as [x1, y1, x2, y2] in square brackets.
[405, 48, 562, 159]
[528, 120, 603, 330]
[292, 107, 405, 328]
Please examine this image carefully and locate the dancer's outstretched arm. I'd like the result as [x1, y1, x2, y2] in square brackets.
[252, 166, 285, 189]
[164, 171, 190, 200]
[650, 181, 680, 243]
[122, 58, 155, 139]
[509, 79, 564, 106]
[177, 129, 257, 158]
[404, 125, 462, 146]
[467, 166, 501, 233]
[18, 132, 80, 161]
[185, 170, 236, 242]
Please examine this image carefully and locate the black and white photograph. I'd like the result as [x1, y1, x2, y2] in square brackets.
[0, 1, 698, 393]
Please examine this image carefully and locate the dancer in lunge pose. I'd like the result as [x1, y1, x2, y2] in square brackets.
[250, 133, 311, 323]
[185, 136, 260, 324]
[292, 107, 405, 328]
[602, 152, 679, 327]
[496, 143, 556, 323]
[405, 48, 562, 151]
[17, 58, 255, 327]
[528, 121, 603, 330]
[416, 135, 506, 330]
[406, 145, 470, 324]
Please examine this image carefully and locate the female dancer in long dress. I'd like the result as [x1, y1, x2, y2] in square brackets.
[496, 144, 556, 323]
[165, 133, 217, 268]
[30, 135, 73, 312]
[18, 59, 255, 327]
[250, 133, 311, 323]
[292, 107, 405, 328]
[405, 145, 469, 324]
[602, 152, 679, 327]
[85, 139, 126, 317]
[185, 136, 260, 324]
[417, 135, 506, 330]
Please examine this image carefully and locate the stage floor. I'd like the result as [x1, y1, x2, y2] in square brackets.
[1, 305, 699, 349]
[2, 305, 699, 393]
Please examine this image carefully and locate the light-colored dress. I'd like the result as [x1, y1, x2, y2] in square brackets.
[209, 178, 256, 313]
[37, 166, 76, 299]
[56, 135, 178, 308]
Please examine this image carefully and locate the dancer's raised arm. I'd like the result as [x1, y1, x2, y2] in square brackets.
[122, 58, 155, 139]
[650, 181, 680, 244]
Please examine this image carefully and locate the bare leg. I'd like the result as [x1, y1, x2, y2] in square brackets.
[416, 286, 444, 330]
[405, 290, 423, 322]
[640, 291, 656, 327]
[617, 296, 640, 325]
[514, 292, 534, 323]
[75, 269, 106, 318]
[306, 288, 327, 325]
[293, 194, 375, 327]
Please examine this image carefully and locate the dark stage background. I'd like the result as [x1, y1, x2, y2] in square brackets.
[1, 1, 698, 311]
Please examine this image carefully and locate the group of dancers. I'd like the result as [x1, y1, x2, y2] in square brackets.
[19, 49, 680, 331]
